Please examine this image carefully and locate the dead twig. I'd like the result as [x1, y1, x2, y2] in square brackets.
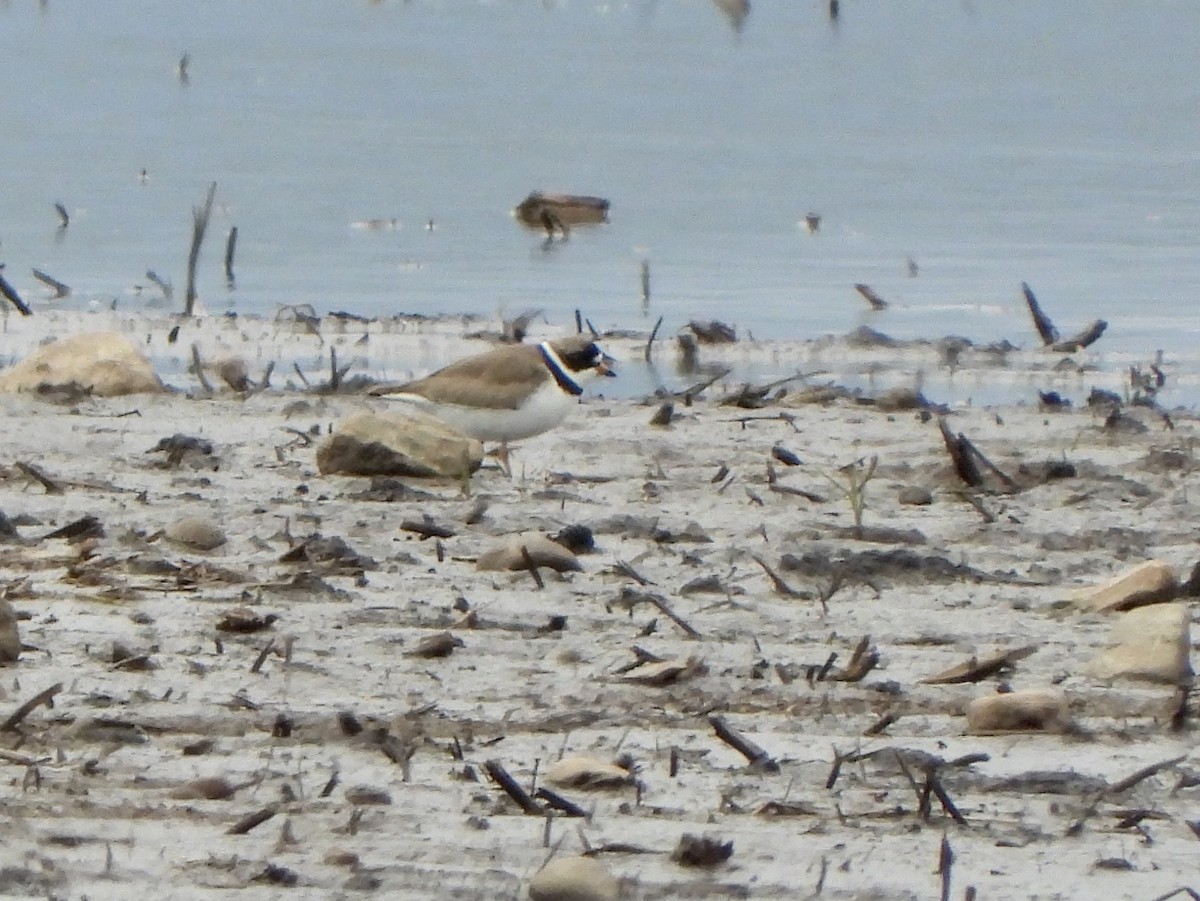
[189, 344, 215, 393]
[1, 683, 63, 732]
[751, 554, 803, 598]
[1104, 755, 1186, 797]
[15, 461, 64, 495]
[227, 806, 277, 835]
[519, 545, 545, 590]
[622, 589, 700, 638]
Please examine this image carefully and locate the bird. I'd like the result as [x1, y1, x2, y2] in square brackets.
[369, 336, 615, 472]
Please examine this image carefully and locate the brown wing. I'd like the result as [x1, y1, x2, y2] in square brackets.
[371, 344, 550, 411]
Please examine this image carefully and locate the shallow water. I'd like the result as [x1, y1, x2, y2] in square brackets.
[2, 0, 1199, 378]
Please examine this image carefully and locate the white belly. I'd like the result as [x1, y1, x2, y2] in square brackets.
[387, 382, 577, 442]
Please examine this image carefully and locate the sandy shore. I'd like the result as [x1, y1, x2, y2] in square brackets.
[0, 311, 1195, 899]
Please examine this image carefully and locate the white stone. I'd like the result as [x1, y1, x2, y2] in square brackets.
[528, 856, 619, 901]
[1086, 602, 1192, 685]
[0, 332, 163, 396]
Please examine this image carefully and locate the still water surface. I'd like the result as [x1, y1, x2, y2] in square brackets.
[1, 0, 1199, 370]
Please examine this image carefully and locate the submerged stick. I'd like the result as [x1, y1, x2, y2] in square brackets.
[1021, 281, 1059, 346]
[184, 181, 217, 316]
[31, 268, 70, 298]
[224, 225, 238, 286]
[644, 315, 663, 362]
[146, 269, 174, 300]
[854, 283, 888, 311]
[0, 269, 33, 316]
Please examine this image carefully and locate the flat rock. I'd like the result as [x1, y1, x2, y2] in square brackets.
[477, 532, 580, 573]
[897, 485, 933, 506]
[545, 756, 634, 790]
[0, 332, 163, 396]
[317, 409, 483, 480]
[528, 856, 619, 901]
[965, 688, 1069, 734]
[164, 516, 227, 551]
[1086, 602, 1192, 685]
[1067, 559, 1178, 612]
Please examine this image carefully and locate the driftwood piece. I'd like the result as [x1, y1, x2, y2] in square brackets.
[1052, 319, 1107, 353]
[483, 759, 544, 815]
[688, 320, 737, 344]
[937, 418, 1019, 492]
[533, 786, 588, 817]
[827, 636, 878, 682]
[709, 715, 779, 773]
[400, 517, 455, 540]
[227, 806, 277, 835]
[921, 645, 1037, 684]
[1022, 281, 1058, 345]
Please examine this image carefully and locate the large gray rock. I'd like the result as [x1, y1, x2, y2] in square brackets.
[1086, 602, 1192, 685]
[317, 410, 483, 480]
[0, 332, 163, 396]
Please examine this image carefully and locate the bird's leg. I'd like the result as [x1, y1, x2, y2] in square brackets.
[496, 441, 513, 478]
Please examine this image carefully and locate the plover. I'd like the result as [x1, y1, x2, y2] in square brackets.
[370, 336, 615, 470]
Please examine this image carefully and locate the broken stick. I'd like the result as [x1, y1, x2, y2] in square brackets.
[708, 715, 779, 772]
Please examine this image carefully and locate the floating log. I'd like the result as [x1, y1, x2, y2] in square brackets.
[513, 192, 609, 230]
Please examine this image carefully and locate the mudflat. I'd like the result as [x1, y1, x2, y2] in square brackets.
[0, 310, 1195, 900]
